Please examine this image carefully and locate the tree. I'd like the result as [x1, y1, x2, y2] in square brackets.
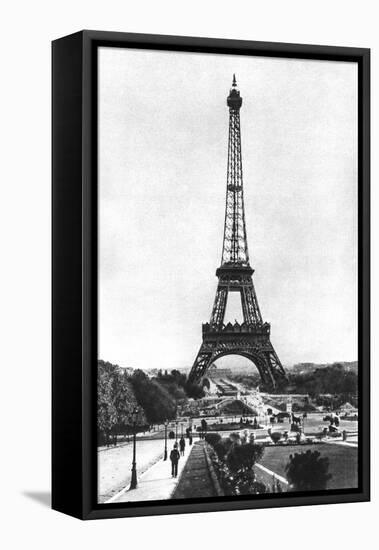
[227, 443, 264, 473]
[226, 443, 265, 495]
[204, 431, 268, 496]
[201, 419, 208, 431]
[270, 431, 282, 445]
[130, 370, 176, 424]
[152, 369, 204, 400]
[285, 450, 332, 491]
[185, 381, 205, 399]
[289, 363, 357, 399]
[97, 361, 145, 445]
[214, 439, 233, 461]
[112, 370, 140, 432]
[202, 378, 210, 390]
[97, 364, 118, 446]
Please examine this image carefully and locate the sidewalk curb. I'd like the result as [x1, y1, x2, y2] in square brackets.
[203, 443, 224, 497]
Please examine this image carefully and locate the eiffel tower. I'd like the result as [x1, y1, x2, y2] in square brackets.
[188, 76, 287, 390]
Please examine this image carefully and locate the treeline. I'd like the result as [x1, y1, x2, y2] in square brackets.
[97, 361, 205, 445]
[130, 369, 177, 425]
[289, 361, 357, 375]
[288, 363, 357, 399]
[98, 360, 146, 446]
[226, 373, 261, 389]
[156, 369, 205, 399]
[227, 362, 357, 400]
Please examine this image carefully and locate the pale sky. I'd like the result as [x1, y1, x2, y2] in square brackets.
[98, 47, 358, 370]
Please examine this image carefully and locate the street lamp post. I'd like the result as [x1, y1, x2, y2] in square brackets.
[129, 407, 139, 490]
[164, 419, 168, 460]
[175, 420, 178, 443]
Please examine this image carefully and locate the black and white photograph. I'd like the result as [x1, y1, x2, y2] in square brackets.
[2, 0, 378, 544]
[97, 46, 360, 505]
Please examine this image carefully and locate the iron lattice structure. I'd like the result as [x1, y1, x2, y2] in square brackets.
[188, 76, 287, 390]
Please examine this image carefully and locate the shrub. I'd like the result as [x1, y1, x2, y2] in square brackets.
[225, 443, 266, 496]
[237, 476, 269, 496]
[205, 433, 222, 447]
[206, 433, 268, 496]
[270, 432, 282, 445]
[227, 443, 264, 473]
[202, 378, 210, 389]
[285, 450, 332, 491]
[213, 438, 233, 461]
[229, 432, 240, 444]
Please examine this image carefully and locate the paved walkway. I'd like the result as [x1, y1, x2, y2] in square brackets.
[172, 441, 217, 499]
[107, 441, 193, 503]
[98, 438, 167, 502]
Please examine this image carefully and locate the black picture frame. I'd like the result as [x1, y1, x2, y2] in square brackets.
[52, 30, 370, 520]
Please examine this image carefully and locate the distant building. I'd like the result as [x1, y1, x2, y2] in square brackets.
[340, 402, 358, 414]
[203, 398, 257, 416]
[208, 367, 232, 378]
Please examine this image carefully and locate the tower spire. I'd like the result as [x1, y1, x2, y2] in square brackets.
[222, 75, 249, 265]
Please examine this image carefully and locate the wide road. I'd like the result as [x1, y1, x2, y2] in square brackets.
[98, 435, 174, 502]
[111, 438, 193, 503]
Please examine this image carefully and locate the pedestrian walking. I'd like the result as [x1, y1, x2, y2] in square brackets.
[170, 443, 180, 477]
[179, 436, 185, 456]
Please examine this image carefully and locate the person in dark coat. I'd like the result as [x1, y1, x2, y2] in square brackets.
[170, 443, 180, 477]
[179, 436, 185, 456]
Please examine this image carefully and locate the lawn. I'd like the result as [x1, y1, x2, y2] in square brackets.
[258, 443, 358, 490]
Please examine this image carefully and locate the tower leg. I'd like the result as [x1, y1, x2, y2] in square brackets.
[241, 284, 263, 325]
[188, 345, 213, 384]
[267, 349, 287, 381]
[210, 286, 228, 326]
